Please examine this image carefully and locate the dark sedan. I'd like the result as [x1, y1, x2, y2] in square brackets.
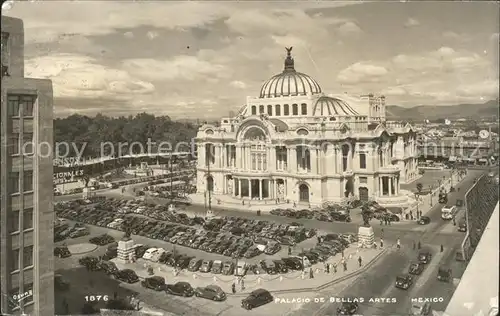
[194, 285, 226, 301]
[165, 282, 194, 297]
[141, 276, 166, 291]
[395, 274, 413, 290]
[54, 246, 71, 258]
[418, 216, 431, 225]
[241, 289, 273, 310]
[115, 269, 139, 284]
[418, 250, 432, 264]
[408, 262, 424, 275]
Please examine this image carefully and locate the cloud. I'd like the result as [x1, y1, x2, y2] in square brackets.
[337, 21, 362, 35]
[443, 31, 459, 39]
[124, 31, 134, 38]
[122, 56, 230, 81]
[456, 79, 499, 98]
[404, 18, 420, 27]
[8, 2, 231, 44]
[381, 86, 408, 96]
[25, 54, 155, 99]
[337, 62, 388, 84]
[230, 80, 247, 89]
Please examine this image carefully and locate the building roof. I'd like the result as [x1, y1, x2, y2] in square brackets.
[444, 202, 499, 316]
[312, 96, 359, 116]
[259, 48, 322, 98]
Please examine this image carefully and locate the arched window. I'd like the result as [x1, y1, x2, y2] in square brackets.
[301, 103, 307, 115]
[251, 106, 257, 115]
[284, 104, 290, 116]
[267, 105, 273, 116]
[259, 105, 264, 114]
[292, 104, 298, 115]
[275, 104, 281, 116]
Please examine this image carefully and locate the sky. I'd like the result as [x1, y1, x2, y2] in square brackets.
[3, 1, 499, 119]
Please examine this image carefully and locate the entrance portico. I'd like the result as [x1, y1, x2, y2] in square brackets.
[233, 177, 274, 200]
[378, 174, 400, 197]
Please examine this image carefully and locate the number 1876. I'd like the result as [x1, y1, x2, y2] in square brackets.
[85, 295, 109, 302]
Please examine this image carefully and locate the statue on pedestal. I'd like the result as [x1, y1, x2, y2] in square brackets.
[123, 227, 132, 241]
[361, 206, 372, 227]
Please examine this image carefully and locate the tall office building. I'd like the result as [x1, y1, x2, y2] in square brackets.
[1, 16, 54, 315]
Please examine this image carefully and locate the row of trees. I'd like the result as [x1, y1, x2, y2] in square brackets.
[54, 113, 198, 158]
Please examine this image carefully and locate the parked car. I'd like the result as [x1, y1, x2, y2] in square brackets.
[54, 246, 71, 258]
[69, 227, 89, 238]
[165, 282, 194, 297]
[141, 276, 166, 291]
[194, 285, 226, 301]
[99, 261, 118, 275]
[282, 257, 303, 270]
[115, 269, 139, 283]
[222, 261, 235, 275]
[211, 260, 223, 274]
[418, 216, 431, 225]
[395, 274, 413, 290]
[408, 262, 424, 275]
[235, 261, 248, 276]
[241, 289, 274, 310]
[188, 258, 203, 272]
[199, 260, 213, 273]
[418, 250, 432, 264]
[142, 248, 159, 260]
[437, 267, 452, 282]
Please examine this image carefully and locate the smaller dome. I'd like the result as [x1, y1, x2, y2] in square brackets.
[313, 96, 359, 116]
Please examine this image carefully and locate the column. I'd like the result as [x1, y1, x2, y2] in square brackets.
[336, 146, 343, 173]
[317, 146, 322, 174]
[236, 145, 241, 169]
[270, 180, 274, 199]
[310, 147, 318, 174]
[221, 145, 226, 167]
[259, 180, 263, 199]
[249, 179, 252, 198]
[389, 177, 393, 196]
[270, 146, 276, 171]
[199, 143, 205, 167]
[290, 146, 297, 173]
[379, 177, 383, 196]
[233, 178, 236, 196]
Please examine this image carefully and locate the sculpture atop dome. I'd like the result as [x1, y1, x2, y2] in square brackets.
[284, 46, 295, 72]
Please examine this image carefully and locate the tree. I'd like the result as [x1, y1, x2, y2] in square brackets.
[81, 303, 99, 314]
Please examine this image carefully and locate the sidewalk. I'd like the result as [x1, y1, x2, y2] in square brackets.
[188, 193, 296, 213]
[112, 245, 387, 296]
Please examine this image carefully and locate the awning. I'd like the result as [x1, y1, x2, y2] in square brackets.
[449, 156, 457, 162]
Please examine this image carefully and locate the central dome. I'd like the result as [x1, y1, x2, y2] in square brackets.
[259, 47, 322, 99]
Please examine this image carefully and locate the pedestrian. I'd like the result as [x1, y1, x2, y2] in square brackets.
[326, 263, 330, 274]
[380, 238, 384, 248]
[358, 256, 362, 267]
[410, 212, 414, 220]
[440, 244, 444, 252]
[333, 263, 337, 273]
[241, 278, 245, 290]
[342, 260, 347, 272]
[452, 217, 456, 226]
[309, 267, 314, 279]
[288, 246, 292, 256]
[293, 202, 297, 208]
[341, 249, 344, 258]
[231, 282, 236, 294]
[397, 238, 401, 249]
[413, 241, 416, 250]
[380, 218, 383, 225]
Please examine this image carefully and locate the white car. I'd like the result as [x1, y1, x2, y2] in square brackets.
[236, 261, 247, 276]
[142, 248, 158, 260]
[150, 248, 166, 262]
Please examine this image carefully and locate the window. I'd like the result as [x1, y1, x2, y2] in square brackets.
[11, 248, 20, 272]
[8, 172, 20, 194]
[22, 133, 34, 155]
[21, 96, 35, 117]
[23, 171, 33, 192]
[8, 133, 20, 155]
[9, 210, 20, 233]
[359, 177, 368, 184]
[23, 282, 34, 305]
[284, 104, 289, 115]
[301, 103, 307, 115]
[292, 104, 298, 115]
[7, 95, 20, 117]
[259, 105, 264, 114]
[359, 153, 367, 169]
[251, 106, 256, 115]
[267, 105, 272, 115]
[275, 104, 281, 116]
[23, 208, 33, 230]
[23, 246, 34, 268]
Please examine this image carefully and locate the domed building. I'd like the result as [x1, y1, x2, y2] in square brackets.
[195, 48, 419, 207]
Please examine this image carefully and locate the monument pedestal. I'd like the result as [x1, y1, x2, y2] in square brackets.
[117, 239, 136, 264]
[358, 226, 375, 248]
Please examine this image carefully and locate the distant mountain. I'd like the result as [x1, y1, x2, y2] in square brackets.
[386, 100, 499, 121]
